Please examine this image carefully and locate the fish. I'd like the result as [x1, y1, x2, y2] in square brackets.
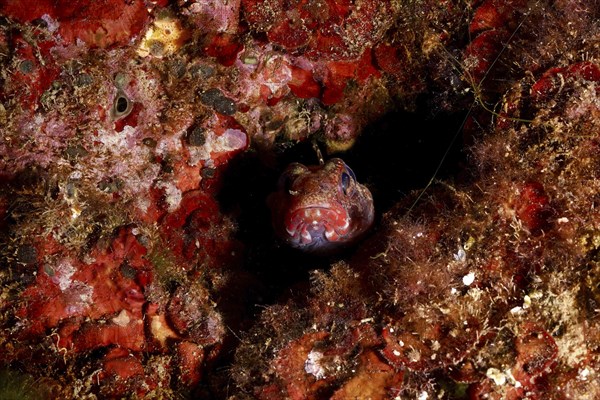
[269, 158, 374, 253]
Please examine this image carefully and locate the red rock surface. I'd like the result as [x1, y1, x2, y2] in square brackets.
[1, 0, 600, 398]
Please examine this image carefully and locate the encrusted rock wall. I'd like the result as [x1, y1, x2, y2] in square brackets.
[0, 0, 599, 398]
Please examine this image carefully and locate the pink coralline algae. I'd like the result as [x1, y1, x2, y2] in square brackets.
[1, 0, 600, 399]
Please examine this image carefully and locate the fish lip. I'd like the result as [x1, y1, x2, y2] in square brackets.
[285, 206, 351, 242]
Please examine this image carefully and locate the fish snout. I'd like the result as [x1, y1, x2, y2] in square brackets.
[284, 207, 351, 246]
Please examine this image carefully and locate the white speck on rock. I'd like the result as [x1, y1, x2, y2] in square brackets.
[52, 259, 76, 291]
[157, 181, 182, 212]
[454, 245, 467, 262]
[510, 306, 524, 315]
[305, 350, 326, 380]
[578, 367, 591, 381]
[486, 368, 507, 385]
[522, 295, 532, 309]
[112, 310, 131, 327]
[462, 272, 475, 286]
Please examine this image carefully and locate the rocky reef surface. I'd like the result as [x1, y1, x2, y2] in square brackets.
[0, 0, 599, 398]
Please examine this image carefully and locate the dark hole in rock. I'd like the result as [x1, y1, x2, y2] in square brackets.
[113, 92, 133, 120]
[116, 96, 129, 113]
[217, 105, 467, 308]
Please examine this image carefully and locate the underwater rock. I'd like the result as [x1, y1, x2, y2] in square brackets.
[1, 0, 600, 398]
[230, 8, 600, 397]
[1, 0, 150, 48]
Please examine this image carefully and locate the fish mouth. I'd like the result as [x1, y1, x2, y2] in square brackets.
[284, 206, 350, 246]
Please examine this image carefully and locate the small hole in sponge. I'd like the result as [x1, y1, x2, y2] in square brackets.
[116, 96, 129, 114]
[113, 92, 132, 119]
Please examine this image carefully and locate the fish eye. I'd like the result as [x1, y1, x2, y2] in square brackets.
[341, 172, 352, 195]
[344, 164, 356, 181]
